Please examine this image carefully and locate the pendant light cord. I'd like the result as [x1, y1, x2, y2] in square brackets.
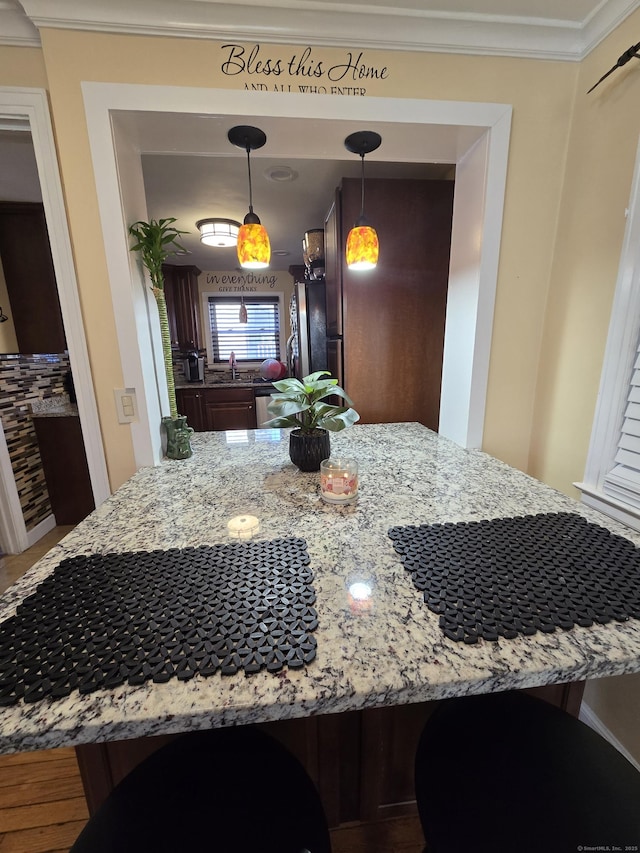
[359, 154, 366, 219]
[245, 145, 254, 215]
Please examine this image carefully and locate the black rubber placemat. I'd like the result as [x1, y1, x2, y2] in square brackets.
[388, 512, 640, 644]
[0, 538, 317, 706]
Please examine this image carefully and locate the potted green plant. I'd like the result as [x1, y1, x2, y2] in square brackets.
[128, 217, 193, 459]
[265, 371, 359, 471]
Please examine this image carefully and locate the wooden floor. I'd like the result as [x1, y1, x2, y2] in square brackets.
[0, 748, 89, 852]
[0, 747, 429, 852]
[0, 526, 74, 596]
[1, 527, 88, 852]
[0, 748, 425, 853]
[0, 528, 426, 852]
[331, 816, 426, 852]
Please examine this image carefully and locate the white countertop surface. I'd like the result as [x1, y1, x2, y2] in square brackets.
[2, 423, 640, 754]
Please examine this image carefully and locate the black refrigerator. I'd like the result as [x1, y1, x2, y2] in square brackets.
[288, 280, 329, 381]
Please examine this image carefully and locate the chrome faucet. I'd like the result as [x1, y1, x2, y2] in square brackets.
[230, 351, 238, 380]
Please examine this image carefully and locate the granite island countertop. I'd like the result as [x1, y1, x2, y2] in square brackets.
[2, 422, 640, 754]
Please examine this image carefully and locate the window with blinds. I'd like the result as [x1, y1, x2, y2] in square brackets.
[603, 337, 640, 510]
[207, 295, 281, 362]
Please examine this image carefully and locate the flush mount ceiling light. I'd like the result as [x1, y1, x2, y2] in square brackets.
[228, 125, 271, 270]
[344, 130, 382, 272]
[196, 218, 240, 248]
[264, 165, 298, 183]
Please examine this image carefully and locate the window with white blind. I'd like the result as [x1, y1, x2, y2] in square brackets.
[578, 133, 640, 531]
[602, 337, 640, 510]
[206, 295, 282, 363]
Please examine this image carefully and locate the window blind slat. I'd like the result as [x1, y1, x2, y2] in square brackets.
[624, 401, 640, 420]
[613, 447, 640, 470]
[618, 433, 640, 453]
[608, 463, 640, 487]
[603, 465, 640, 510]
[628, 385, 640, 403]
[621, 417, 640, 438]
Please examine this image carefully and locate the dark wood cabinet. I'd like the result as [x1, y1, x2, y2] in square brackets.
[175, 387, 205, 431]
[162, 264, 202, 352]
[324, 179, 454, 431]
[0, 202, 66, 354]
[31, 415, 95, 524]
[324, 192, 342, 338]
[326, 338, 343, 388]
[76, 683, 585, 828]
[202, 387, 256, 431]
[358, 702, 435, 823]
[176, 387, 257, 432]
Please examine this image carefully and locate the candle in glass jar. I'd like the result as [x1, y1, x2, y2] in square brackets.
[320, 457, 358, 504]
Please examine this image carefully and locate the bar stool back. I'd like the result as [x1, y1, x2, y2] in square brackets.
[71, 726, 331, 853]
[414, 690, 640, 853]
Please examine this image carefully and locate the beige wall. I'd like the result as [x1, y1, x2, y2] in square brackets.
[34, 28, 576, 487]
[0, 46, 46, 88]
[530, 6, 640, 497]
[529, 7, 640, 761]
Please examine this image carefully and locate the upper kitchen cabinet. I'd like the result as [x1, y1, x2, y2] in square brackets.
[162, 263, 202, 353]
[0, 202, 66, 354]
[325, 178, 454, 430]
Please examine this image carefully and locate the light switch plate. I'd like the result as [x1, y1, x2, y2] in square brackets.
[114, 388, 138, 424]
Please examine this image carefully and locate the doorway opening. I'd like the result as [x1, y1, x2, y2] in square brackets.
[0, 89, 110, 554]
[83, 84, 511, 467]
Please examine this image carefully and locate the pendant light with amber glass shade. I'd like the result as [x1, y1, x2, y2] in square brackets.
[344, 131, 382, 271]
[228, 125, 271, 270]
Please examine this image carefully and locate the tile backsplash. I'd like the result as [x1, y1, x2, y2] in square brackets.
[0, 353, 69, 531]
[173, 361, 255, 385]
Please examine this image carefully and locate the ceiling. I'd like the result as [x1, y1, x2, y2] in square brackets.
[0, 110, 466, 272]
[129, 110, 461, 271]
[3, 0, 639, 60]
[142, 155, 454, 273]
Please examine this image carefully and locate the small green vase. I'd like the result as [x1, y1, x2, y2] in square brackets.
[162, 415, 194, 459]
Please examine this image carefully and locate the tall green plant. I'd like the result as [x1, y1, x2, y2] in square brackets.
[128, 218, 187, 420]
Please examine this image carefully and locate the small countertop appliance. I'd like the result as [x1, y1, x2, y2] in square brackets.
[182, 350, 204, 382]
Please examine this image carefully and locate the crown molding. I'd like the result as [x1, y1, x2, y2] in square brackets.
[0, 1, 40, 47]
[13, 0, 640, 60]
[581, 0, 640, 56]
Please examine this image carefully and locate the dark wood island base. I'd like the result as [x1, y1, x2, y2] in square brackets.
[75, 682, 585, 835]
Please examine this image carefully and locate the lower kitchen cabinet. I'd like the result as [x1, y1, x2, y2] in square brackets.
[32, 415, 95, 525]
[202, 387, 256, 431]
[176, 387, 256, 432]
[175, 387, 204, 431]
